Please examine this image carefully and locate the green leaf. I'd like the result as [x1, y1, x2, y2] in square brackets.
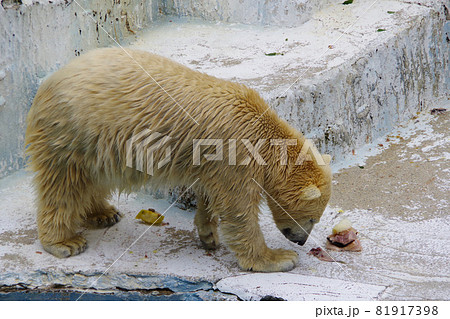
[342, 0, 353, 5]
[376, 28, 386, 32]
[387, 11, 396, 14]
[265, 52, 284, 56]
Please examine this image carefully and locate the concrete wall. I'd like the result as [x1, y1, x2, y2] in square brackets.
[0, 0, 157, 177]
[273, 6, 449, 158]
[0, 0, 448, 178]
[159, 0, 334, 26]
[0, 0, 333, 178]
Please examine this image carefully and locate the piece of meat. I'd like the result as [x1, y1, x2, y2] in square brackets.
[326, 238, 362, 252]
[307, 247, 336, 262]
[326, 227, 362, 252]
[431, 108, 447, 115]
[327, 228, 358, 247]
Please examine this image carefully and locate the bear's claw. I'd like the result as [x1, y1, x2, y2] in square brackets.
[85, 207, 123, 229]
[42, 235, 87, 258]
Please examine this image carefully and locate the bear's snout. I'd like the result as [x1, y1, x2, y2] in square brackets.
[284, 231, 308, 246]
[281, 228, 292, 237]
[292, 237, 308, 246]
[280, 219, 316, 245]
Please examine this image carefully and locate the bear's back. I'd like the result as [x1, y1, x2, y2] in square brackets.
[25, 48, 278, 187]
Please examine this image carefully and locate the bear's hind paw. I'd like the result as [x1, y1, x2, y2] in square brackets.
[42, 235, 87, 258]
[199, 231, 219, 250]
[85, 207, 123, 229]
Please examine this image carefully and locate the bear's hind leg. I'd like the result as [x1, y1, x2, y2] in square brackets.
[84, 193, 123, 229]
[35, 166, 90, 258]
[194, 194, 219, 250]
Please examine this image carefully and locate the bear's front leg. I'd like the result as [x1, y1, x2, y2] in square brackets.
[220, 208, 298, 272]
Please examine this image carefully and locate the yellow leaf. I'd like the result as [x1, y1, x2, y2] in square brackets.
[135, 209, 164, 225]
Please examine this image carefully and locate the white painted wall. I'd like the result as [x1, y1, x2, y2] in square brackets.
[0, 0, 157, 177]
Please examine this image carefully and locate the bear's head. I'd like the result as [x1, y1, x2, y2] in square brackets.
[267, 153, 332, 246]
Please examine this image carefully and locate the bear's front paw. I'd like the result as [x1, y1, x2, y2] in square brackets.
[42, 235, 87, 258]
[239, 248, 298, 272]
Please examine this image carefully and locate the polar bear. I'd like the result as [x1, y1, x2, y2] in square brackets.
[25, 48, 331, 272]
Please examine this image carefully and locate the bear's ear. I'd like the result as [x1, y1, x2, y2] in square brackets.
[300, 185, 321, 200]
[322, 154, 331, 165]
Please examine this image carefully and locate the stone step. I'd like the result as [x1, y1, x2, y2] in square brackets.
[128, 0, 448, 160]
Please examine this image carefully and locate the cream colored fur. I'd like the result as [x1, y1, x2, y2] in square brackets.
[25, 48, 331, 272]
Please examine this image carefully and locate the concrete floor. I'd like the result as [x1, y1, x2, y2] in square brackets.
[327, 103, 450, 300]
[0, 102, 448, 300]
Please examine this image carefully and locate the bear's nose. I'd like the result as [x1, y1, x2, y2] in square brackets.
[281, 228, 292, 237]
[293, 237, 307, 246]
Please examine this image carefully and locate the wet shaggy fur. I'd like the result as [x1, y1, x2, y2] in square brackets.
[25, 48, 332, 272]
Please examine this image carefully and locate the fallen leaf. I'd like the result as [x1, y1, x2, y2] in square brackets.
[136, 208, 164, 225]
[265, 52, 284, 56]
